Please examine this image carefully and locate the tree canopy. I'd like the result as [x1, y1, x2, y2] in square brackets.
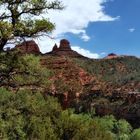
[0, 51, 52, 92]
[0, 0, 63, 51]
[0, 88, 139, 140]
[0, 52, 139, 139]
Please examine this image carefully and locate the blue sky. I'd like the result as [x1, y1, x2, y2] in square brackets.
[86, 0, 140, 57]
[37, 0, 140, 58]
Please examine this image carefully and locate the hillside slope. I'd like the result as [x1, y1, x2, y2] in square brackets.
[2, 40, 140, 127]
[73, 56, 140, 94]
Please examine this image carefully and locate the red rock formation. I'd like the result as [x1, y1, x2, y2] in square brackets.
[42, 56, 95, 94]
[105, 53, 118, 59]
[15, 40, 40, 54]
[59, 39, 71, 50]
[52, 44, 58, 52]
[46, 39, 85, 58]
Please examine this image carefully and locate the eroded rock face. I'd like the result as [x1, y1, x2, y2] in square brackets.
[41, 55, 104, 108]
[59, 39, 71, 50]
[15, 40, 40, 54]
[52, 44, 58, 52]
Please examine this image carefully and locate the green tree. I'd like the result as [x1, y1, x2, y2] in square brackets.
[0, 88, 136, 140]
[114, 119, 132, 140]
[0, 0, 63, 51]
[93, 115, 132, 140]
[131, 129, 140, 140]
[56, 110, 113, 140]
[0, 51, 52, 92]
[0, 88, 62, 139]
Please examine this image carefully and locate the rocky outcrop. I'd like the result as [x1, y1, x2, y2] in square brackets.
[41, 55, 99, 108]
[42, 56, 94, 90]
[15, 40, 40, 54]
[59, 39, 71, 50]
[52, 44, 58, 52]
[105, 53, 118, 59]
[46, 39, 85, 58]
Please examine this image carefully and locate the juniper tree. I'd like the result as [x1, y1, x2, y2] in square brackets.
[0, 51, 52, 92]
[0, 0, 63, 51]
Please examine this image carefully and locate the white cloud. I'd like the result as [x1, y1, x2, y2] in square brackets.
[100, 52, 106, 55]
[128, 28, 135, 33]
[80, 33, 91, 42]
[72, 46, 100, 58]
[35, 37, 60, 53]
[67, 30, 90, 41]
[47, 0, 119, 38]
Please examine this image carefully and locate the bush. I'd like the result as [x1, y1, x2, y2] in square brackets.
[130, 129, 140, 140]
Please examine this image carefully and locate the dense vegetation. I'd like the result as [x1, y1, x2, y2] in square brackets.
[74, 57, 140, 86]
[0, 52, 140, 139]
[0, 88, 140, 140]
[0, 51, 51, 92]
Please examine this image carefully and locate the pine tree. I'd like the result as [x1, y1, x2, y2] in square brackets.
[0, 0, 63, 51]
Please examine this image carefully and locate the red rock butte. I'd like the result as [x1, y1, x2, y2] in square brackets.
[46, 39, 85, 58]
[59, 39, 71, 50]
[14, 39, 86, 58]
[15, 40, 40, 54]
[105, 53, 118, 59]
